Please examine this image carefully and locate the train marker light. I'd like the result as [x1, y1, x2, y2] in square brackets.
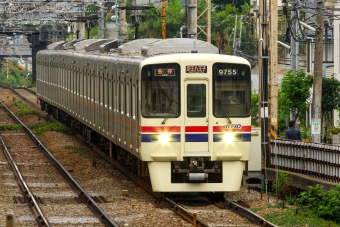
[159, 133, 170, 143]
[224, 133, 234, 143]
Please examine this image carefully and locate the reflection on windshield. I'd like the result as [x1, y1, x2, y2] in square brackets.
[141, 64, 180, 118]
[213, 63, 251, 117]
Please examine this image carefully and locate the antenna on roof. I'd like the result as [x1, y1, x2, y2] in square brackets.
[191, 40, 198, 53]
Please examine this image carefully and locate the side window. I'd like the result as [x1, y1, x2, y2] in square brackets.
[187, 84, 206, 118]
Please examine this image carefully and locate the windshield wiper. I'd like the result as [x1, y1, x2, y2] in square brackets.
[217, 100, 232, 125]
[161, 102, 175, 125]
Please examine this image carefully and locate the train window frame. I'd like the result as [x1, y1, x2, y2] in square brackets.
[141, 63, 181, 118]
[126, 78, 130, 117]
[132, 84, 136, 119]
[187, 84, 206, 118]
[212, 63, 251, 118]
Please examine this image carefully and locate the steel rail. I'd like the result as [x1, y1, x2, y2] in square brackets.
[12, 88, 40, 110]
[76, 134, 211, 227]
[13, 87, 274, 226]
[0, 135, 51, 227]
[217, 198, 277, 227]
[0, 100, 120, 227]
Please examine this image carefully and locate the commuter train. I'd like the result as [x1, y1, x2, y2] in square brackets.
[36, 38, 252, 192]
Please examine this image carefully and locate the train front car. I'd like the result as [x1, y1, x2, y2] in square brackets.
[139, 54, 252, 192]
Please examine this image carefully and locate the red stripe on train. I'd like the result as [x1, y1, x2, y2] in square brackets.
[141, 126, 181, 133]
[213, 126, 251, 132]
[185, 126, 208, 132]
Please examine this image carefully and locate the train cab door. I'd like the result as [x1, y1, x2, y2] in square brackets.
[184, 80, 209, 153]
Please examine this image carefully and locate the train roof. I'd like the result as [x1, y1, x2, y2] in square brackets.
[45, 38, 219, 57]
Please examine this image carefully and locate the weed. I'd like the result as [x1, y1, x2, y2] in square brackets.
[13, 100, 27, 109]
[66, 145, 91, 159]
[16, 109, 43, 117]
[28, 122, 73, 135]
[264, 208, 340, 227]
[12, 100, 43, 117]
[0, 124, 23, 130]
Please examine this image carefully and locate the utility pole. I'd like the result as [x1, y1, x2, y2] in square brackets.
[311, 1, 324, 143]
[206, 0, 211, 43]
[238, 15, 243, 52]
[269, 0, 278, 139]
[233, 15, 238, 55]
[161, 0, 166, 39]
[6, 58, 9, 78]
[257, 1, 262, 127]
[98, 6, 105, 38]
[258, 0, 271, 176]
[119, 0, 127, 39]
[187, 0, 197, 38]
[290, 3, 299, 75]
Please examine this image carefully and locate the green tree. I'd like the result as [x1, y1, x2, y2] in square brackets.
[139, 6, 161, 38]
[212, 0, 248, 11]
[279, 70, 313, 127]
[251, 93, 259, 126]
[136, 0, 184, 39]
[322, 76, 340, 124]
[278, 90, 291, 135]
[210, 4, 238, 54]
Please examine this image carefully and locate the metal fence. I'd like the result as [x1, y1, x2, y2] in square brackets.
[270, 139, 340, 182]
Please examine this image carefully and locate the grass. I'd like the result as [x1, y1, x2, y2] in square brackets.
[251, 204, 340, 227]
[0, 124, 23, 130]
[12, 100, 44, 117]
[16, 108, 44, 117]
[66, 145, 91, 159]
[13, 100, 27, 109]
[28, 122, 74, 135]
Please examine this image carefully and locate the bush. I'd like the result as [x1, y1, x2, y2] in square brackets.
[272, 170, 291, 200]
[296, 184, 325, 210]
[318, 185, 340, 223]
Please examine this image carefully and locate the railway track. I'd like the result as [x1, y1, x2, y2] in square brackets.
[0, 97, 118, 226]
[1, 87, 277, 227]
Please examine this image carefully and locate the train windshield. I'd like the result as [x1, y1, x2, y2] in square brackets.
[213, 63, 251, 117]
[141, 64, 180, 118]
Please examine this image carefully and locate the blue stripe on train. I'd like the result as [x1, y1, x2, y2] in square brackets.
[141, 134, 181, 142]
[213, 133, 251, 142]
[185, 134, 208, 142]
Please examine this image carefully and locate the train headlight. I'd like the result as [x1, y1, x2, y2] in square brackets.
[159, 133, 170, 143]
[223, 133, 234, 143]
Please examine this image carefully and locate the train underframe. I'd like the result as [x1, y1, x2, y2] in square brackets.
[40, 100, 150, 184]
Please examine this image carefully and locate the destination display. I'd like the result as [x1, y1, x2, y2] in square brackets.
[155, 68, 176, 76]
[186, 65, 207, 73]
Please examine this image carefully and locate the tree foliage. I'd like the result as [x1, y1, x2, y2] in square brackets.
[210, 4, 239, 54]
[212, 0, 248, 11]
[279, 70, 313, 124]
[322, 76, 340, 114]
[135, 0, 184, 39]
[0, 59, 31, 88]
[296, 184, 340, 223]
[251, 93, 259, 126]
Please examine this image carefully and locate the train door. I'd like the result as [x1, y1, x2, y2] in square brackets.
[184, 80, 209, 153]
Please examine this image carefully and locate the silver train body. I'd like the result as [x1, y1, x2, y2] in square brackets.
[36, 38, 252, 192]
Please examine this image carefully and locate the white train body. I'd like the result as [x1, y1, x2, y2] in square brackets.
[37, 38, 252, 192]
